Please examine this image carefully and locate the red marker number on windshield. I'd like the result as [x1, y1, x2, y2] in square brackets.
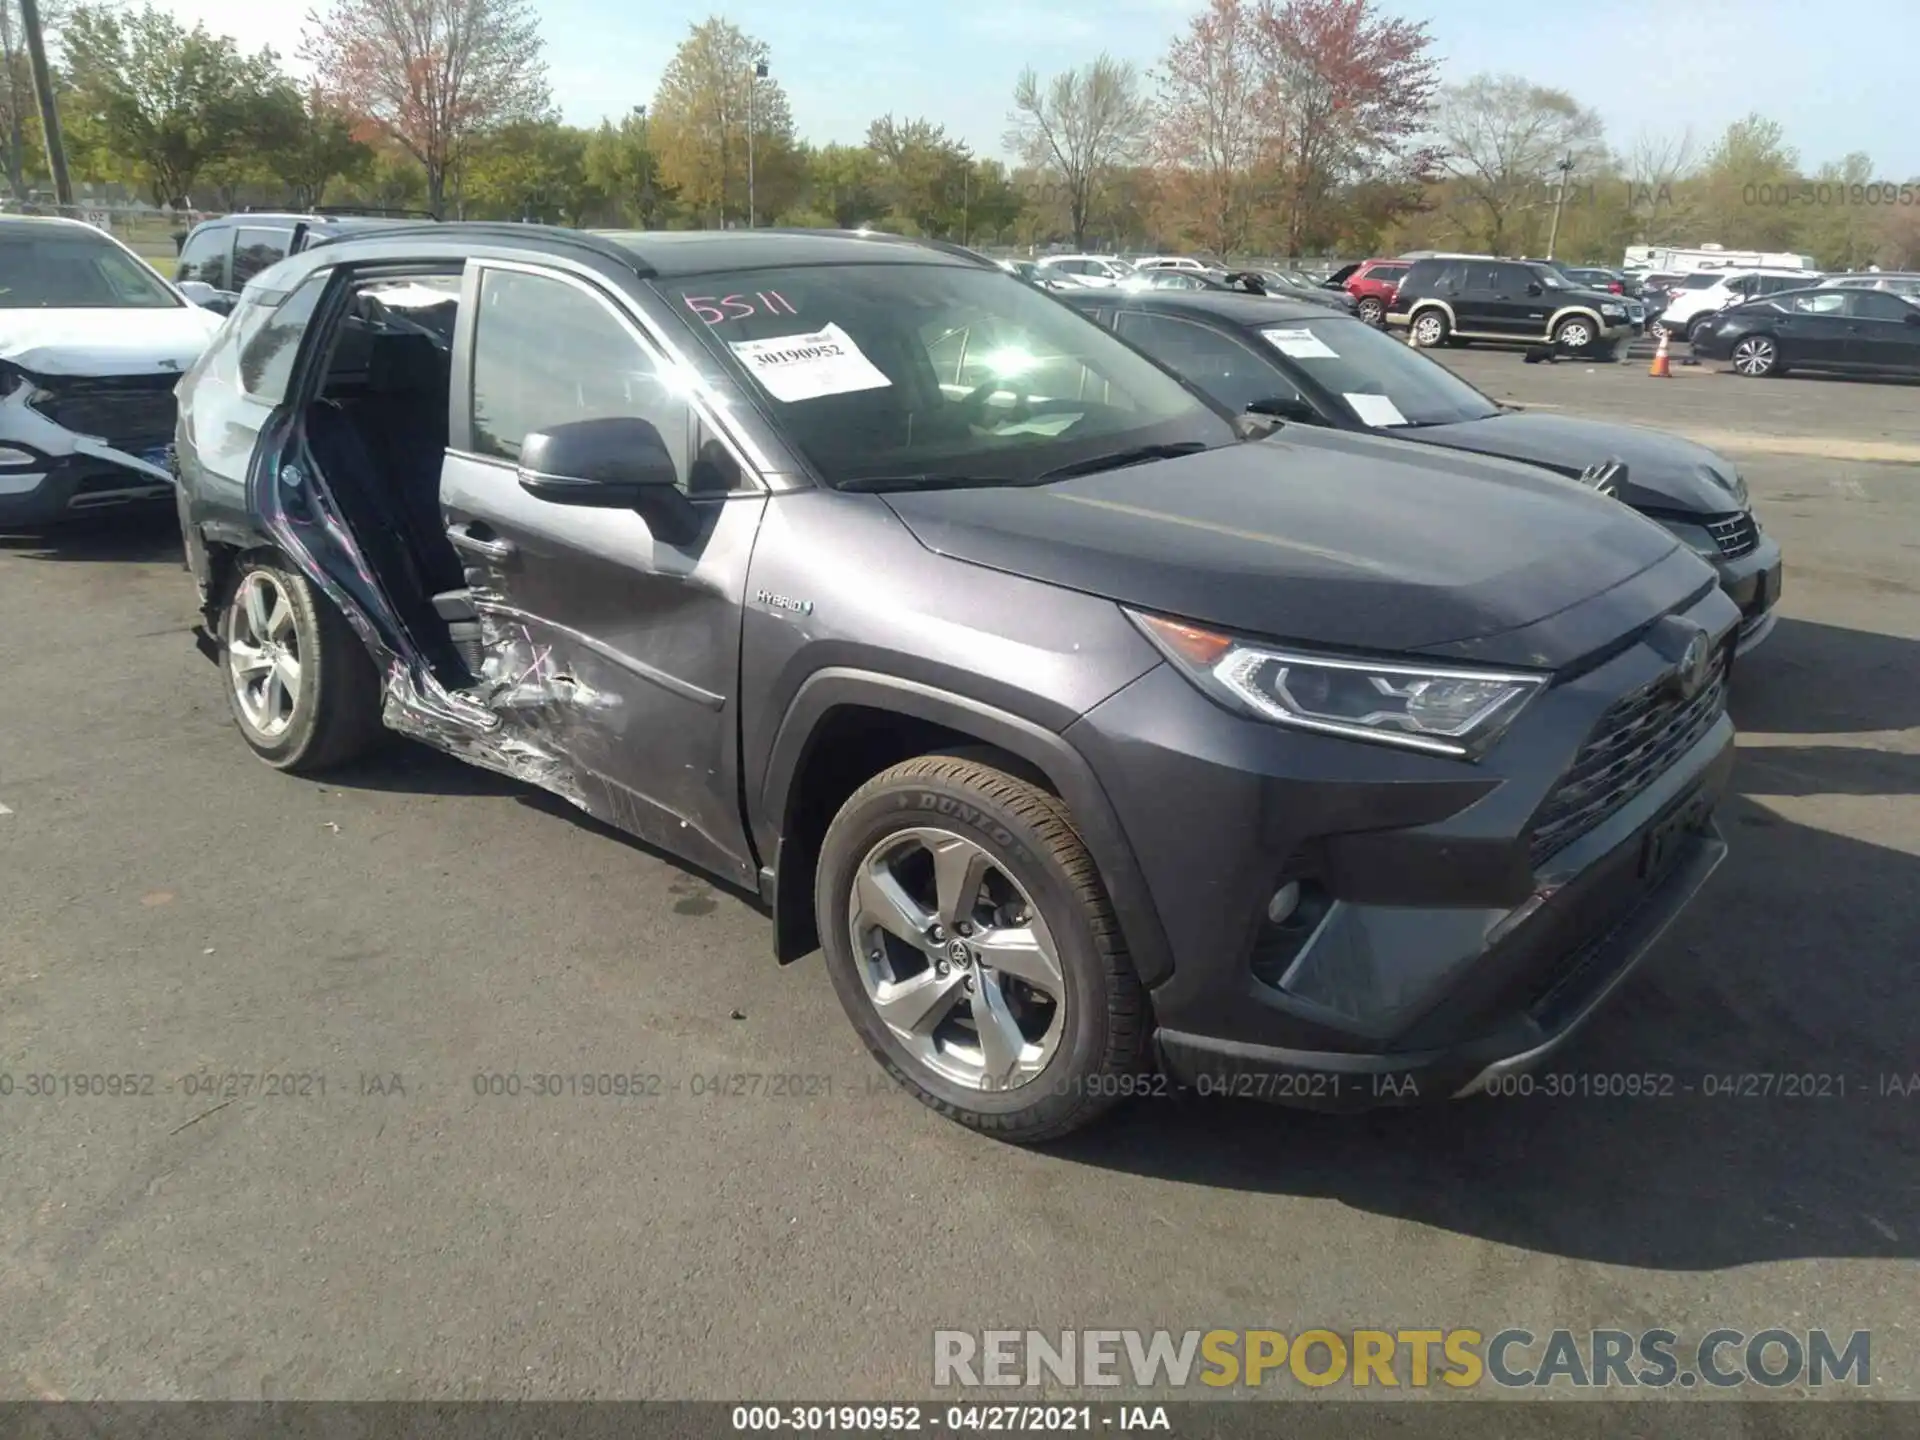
[684, 291, 798, 325]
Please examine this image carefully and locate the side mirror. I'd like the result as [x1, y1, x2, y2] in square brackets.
[1904, 309, 1920, 325]
[517, 416, 698, 540]
[1525, 281, 1544, 296]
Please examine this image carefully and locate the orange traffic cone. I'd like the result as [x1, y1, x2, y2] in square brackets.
[1648, 331, 1671, 377]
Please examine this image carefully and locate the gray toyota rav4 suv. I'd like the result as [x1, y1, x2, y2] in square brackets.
[173, 225, 1739, 1142]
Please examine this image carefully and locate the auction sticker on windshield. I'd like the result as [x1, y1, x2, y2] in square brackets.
[1345, 392, 1409, 428]
[1262, 326, 1340, 360]
[727, 324, 892, 403]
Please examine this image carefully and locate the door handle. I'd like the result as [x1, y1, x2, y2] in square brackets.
[445, 522, 516, 562]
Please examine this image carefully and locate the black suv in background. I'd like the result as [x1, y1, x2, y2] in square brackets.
[171, 225, 1737, 1142]
[174, 209, 436, 310]
[1388, 257, 1643, 354]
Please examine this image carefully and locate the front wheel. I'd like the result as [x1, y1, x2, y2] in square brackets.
[1552, 316, 1596, 350]
[816, 755, 1147, 1143]
[1729, 335, 1779, 377]
[220, 556, 386, 772]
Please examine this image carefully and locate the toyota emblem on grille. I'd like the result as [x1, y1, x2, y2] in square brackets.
[1674, 631, 1712, 700]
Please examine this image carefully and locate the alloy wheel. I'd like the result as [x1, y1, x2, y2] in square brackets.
[1411, 313, 1444, 346]
[847, 826, 1066, 1092]
[1731, 337, 1776, 376]
[1556, 320, 1593, 348]
[1358, 298, 1384, 325]
[227, 571, 303, 738]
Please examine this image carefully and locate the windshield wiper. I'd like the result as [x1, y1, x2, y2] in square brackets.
[836, 473, 1009, 493]
[1034, 442, 1209, 482]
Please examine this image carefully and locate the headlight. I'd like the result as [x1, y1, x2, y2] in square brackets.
[1601, 303, 1626, 317]
[1130, 611, 1547, 758]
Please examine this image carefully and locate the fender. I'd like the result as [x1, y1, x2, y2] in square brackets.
[1407, 297, 1456, 325]
[759, 667, 1175, 985]
[1546, 303, 1606, 335]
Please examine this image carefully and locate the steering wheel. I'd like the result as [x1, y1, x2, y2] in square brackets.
[953, 382, 1088, 430]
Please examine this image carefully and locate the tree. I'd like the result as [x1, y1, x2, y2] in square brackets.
[1006, 54, 1150, 248]
[0, 0, 68, 198]
[300, 0, 551, 216]
[584, 110, 672, 227]
[1253, 0, 1440, 254]
[1434, 73, 1605, 254]
[1151, 0, 1262, 256]
[1692, 113, 1800, 250]
[1622, 127, 1698, 243]
[649, 17, 793, 227]
[60, 3, 287, 206]
[867, 113, 974, 237]
[460, 119, 595, 221]
[806, 141, 883, 228]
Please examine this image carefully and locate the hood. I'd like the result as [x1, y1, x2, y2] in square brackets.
[1401, 412, 1749, 515]
[0, 306, 224, 378]
[882, 427, 1690, 664]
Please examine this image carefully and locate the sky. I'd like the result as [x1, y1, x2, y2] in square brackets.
[134, 0, 1920, 176]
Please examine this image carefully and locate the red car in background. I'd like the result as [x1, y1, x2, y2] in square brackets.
[1321, 257, 1410, 325]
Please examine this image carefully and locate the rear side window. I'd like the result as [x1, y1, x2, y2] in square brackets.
[1114, 311, 1301, 414]
[1848, 290, 1917, 320]
[177, 225, 231, 287]
[232, 228, 295, 287]
[1371, 264, 1409, 282]
[237, 272, 330, 401]
[470, 268, 693, 489]
[1787, 291, 1847, 315]
[1677, 274, 1721, 289]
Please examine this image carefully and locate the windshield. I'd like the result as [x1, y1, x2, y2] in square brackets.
[1257, 315, 1502, 428]
[1526, 264, 1571, 290]
[0, 228, 181, 309]
[662, 262, 1234, 489]
[1676, 273, 1722, 289]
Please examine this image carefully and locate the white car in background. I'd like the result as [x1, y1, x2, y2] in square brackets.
[1133, 255, 1211, 273]
[1654, 268, 1826, 343]
[1034, 254, 1137, 288]
[0, 215, 223, 528]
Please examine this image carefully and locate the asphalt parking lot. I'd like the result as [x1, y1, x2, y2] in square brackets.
[2, 350, 1917, 1404]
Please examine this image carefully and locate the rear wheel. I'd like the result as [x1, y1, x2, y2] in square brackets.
[815, 755, 1147, 1143]
[1730, 335, 1780, 377]
[220, 557, 386, 772]
[1409, 309, 1448, 347]
[1356, 296, 1385, 326]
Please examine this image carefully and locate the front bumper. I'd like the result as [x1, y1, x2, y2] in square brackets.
[0, 448, 177, 528]
[1065, 584, 1741, 1110]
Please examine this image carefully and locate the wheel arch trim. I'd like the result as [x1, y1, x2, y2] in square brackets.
[758, 667, 1175, 985]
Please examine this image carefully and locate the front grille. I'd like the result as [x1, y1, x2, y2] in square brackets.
[29, 375, 178, 448]
[1704, 510, 1760, 559]
[1528, 649, 1730, 868]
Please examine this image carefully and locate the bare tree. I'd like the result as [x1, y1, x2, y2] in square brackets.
[1623, 126, 1697, 242]
[1006, 53, 1150, 248]
[1434, 72, 1604, 254]
[1151, 0, 1262, 255]
[300, 0, 551, 215]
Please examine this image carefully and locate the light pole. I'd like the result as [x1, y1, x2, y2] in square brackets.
[1545, 153, 1574, 260]
[746, 56, 768, 229]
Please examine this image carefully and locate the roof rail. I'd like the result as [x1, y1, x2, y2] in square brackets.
[313, 205, 439, 219]
[306, 220, 655, 273]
